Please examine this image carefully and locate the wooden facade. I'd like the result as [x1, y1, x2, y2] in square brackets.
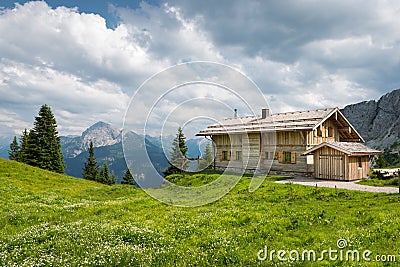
[197, 107, 381, 180]
[303, 142, 380, 180]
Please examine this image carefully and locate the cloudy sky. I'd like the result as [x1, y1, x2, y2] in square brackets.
[1, 0, 400, 140]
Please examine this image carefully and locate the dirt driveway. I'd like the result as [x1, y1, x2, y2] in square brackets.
[276, 177, 399, 194]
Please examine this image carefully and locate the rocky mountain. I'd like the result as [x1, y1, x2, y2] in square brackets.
[61, 121, 169, 182]
[61, 121, 121, 158]
[61, 121, 209, 183]
[64, 131, 169, 185]
[341, 89, 400, 150]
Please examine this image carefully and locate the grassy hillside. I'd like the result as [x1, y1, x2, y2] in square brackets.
[0, 158, 399, 266]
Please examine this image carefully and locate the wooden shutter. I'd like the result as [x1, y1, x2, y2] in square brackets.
[227, 151, 231, 161]
[220, 151, 223, 161]
[278, 152, 284, 163]
[233, 151, 237, 160]
[291, 152, 296, 164]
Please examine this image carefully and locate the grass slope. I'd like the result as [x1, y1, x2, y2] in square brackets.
[0, 158, 399, 266]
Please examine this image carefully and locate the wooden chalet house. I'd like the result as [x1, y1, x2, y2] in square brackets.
[197, 107, 381, 181]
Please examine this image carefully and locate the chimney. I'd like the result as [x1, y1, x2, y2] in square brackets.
[234, 108, 238, 118]
[261, 108, 269, 119]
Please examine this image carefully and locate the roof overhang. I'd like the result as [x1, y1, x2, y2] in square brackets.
[302, 142, 381, 156]
[196, 126, 314, 136]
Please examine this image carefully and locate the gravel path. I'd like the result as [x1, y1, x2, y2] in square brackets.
[276, 177, 399, 194]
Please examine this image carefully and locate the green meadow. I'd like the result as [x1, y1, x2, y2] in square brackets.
[0, 158, 399, 266]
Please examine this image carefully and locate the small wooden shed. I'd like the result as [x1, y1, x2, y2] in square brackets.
[303, 142, 381, 181]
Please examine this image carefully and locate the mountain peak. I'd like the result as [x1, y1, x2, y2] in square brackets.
[82, 121, 121, 148]
[88, 121, 111, 128]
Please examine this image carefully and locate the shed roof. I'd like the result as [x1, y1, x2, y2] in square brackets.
[197, 107, 363, 142]
[302, 142, 381, 156]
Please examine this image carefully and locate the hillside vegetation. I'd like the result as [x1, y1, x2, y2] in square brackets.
[0, 158, 399, 266]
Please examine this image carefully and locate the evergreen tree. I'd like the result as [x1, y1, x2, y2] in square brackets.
[8, 136, 20, 161]
[122, 168, 136, 186]
[25, 130, 40, 167]
[32, 104, 64, 173]
[82, 141, 99, 181]
[98, 162, 115, 185]
[199, 143, 213, 170]
[18, 129, 29, 163]
[164, 127, 188, 175]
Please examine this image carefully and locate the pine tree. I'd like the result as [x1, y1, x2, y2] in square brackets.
[18, 129, 29, 163]
[98, 162, 114, 185]
[164, 127, 188, 175]
[199, 143, 213, 170]
[25, 130, 39, 167]
[32, 104, 64, 173]
[8, 136, 20, 161]
[122, 168, 136, 186]
[82, 141, 99, 181]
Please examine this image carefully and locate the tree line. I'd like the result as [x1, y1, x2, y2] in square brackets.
[82, 141, 136, 186]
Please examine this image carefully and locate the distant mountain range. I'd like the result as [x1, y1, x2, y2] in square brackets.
[60, 121, 209, 183]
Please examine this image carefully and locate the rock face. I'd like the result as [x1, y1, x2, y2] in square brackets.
[81, 121, 121, 149]
[61, 121, 121, 158]
[341, 89, 400, 149]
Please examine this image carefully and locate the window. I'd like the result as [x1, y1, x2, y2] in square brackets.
[328, 127, 333, 137]
[235, 151, 242, 161]
[358, 157, 362, 168]
[221, 151, 229, 161]
[278, 151, 296, 164]
[285, 152, 291, 163]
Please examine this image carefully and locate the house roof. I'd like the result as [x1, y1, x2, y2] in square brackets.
[302, 142, 381, 156]
[196, 107, 364, 142]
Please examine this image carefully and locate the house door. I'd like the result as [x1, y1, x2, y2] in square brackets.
[318, 155, 345, 180]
